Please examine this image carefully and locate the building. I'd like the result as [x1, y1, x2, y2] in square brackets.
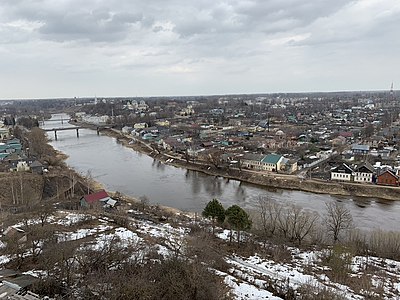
[331, 163, 353, 181]
[241, 153, 284, 172]
[351, 144, 370, 155]
[80, 190, 116, 208]
[377, 170, 399, 186]
[261, 154, 284, 172]
[353, 162, 375, 183]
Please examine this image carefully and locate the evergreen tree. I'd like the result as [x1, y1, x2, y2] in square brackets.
[226, 205, 252, 244]
[202, 199, 225, 234]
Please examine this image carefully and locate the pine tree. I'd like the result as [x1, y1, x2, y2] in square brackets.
[202, 199, 225, 234]
[226, 205, 252, 244]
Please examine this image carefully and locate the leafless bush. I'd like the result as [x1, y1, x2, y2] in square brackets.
[319, 244, 354, 283]
[296, 280, 346, 300]
[347, 229, 400, 260]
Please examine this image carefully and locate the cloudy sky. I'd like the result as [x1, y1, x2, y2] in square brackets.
[0, 0, 399, 99]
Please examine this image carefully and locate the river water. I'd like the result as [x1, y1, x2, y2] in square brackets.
[43, 114, 400, 231]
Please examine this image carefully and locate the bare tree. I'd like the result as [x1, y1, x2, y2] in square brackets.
[290, 207, 319, 245]
[258, 197, 283, 239]
[85, 170, 93, 194]
[206, 150, 223, 168]
[325, 202, 353, 243]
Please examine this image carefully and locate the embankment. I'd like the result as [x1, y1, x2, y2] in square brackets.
[102, 129, 400, 201]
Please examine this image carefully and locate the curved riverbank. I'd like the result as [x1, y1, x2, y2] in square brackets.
[103, 128, 400, 201]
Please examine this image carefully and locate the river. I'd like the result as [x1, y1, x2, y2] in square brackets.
[43, 114, 400, 231]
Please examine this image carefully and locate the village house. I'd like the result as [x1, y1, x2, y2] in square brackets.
[80, 190, 117, 209]
[353, 162, 375, 183]
[0, 269, 40, 299]
[331, 163, 353, 181]
[30, 160, 44, 175]
[377, 170, 399, 186]
[351, 144, 370, 155]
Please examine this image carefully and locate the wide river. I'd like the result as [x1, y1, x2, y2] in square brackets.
[43, 114, 400, 231]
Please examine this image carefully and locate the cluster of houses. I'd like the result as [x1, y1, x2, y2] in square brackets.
[331, 162, 400, 186]
[0, 137, 45, 174]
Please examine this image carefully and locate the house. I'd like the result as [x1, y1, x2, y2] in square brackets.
[134, 123, 148, 129]
[377, 170, 399, 186]
[241, 153, 265, 170]
[351, 144, 370, 155]
[331, 163, 353, 181]
[0, 128, 9, 140]
[80, 190, 116, 208]
[261, 154, 284, 172]
[121, 126, 133, 134]
[155, 119, 170, 127]
[241, 153, 284, 172]
[280, 157, 298, 174]
[0, 269, 41, 299]
[353, 162, 375, 183]
[30, 160, 44, 175]
[3, 226, 27, 244]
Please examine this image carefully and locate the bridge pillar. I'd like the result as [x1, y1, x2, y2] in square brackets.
[54, 130, 58, 141]
[76, 128, 79, 138]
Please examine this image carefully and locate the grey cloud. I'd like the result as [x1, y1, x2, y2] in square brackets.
[38, 10, 144, 42]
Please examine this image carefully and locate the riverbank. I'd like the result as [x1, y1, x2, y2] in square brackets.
[102, 128, 400, 201]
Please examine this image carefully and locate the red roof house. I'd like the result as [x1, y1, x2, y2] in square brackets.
[80, 190, 112, 208]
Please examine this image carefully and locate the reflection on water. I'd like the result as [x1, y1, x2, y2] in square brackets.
[43, 114, 400, 231]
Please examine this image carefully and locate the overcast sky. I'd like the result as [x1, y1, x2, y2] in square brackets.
[0, 0, 399, 99]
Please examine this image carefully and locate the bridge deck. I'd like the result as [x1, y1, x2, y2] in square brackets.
[43, 126, 82, 131]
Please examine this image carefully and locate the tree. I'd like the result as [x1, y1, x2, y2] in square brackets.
[202, 199, 225, 234]
[325, 202, 353, 243]
[206, 150, 223, 169]
[27, 127, 48, 158]
[225, 205, 252, 244]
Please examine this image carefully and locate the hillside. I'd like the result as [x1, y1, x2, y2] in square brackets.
[1, 202, 400, 300]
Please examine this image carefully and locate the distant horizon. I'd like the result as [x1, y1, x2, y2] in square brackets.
[0, 87, 397, 102]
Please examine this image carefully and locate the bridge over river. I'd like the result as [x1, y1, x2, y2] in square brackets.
[43, 124, 114, 140]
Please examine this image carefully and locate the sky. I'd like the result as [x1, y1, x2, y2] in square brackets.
[0, 0, 399, 99]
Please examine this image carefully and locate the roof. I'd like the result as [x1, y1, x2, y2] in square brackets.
[29, 160, 43, 168]
[355, 162, 374, 173]
[242, 153, 264, 162]
[83, 190, 110, 203]
[0, 269, 38, 289]
[351, 144, 370, 151]
[332, 163, 353, 174]
[261, 154, 282, 164]
[378, 169, 398, 179]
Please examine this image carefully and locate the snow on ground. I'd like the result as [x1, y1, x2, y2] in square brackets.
[3, 210, 400, 300]
[55, 211, 94, 226]
[57, 224, 112, 242]
[136, 220, 189, 240]
[225, 273, 283, 300]
[0, 255, 10, 265]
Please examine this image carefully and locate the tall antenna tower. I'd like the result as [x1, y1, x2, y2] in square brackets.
[390, 82, 394, 97]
